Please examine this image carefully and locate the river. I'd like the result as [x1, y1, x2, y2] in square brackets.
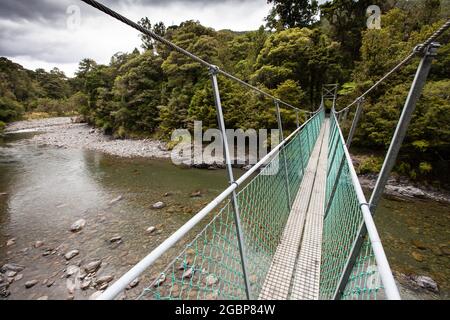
[0, 131, 448, 300]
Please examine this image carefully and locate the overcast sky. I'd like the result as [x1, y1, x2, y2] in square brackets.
[0, 0, 276, 77]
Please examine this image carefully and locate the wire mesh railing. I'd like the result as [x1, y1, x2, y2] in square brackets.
[320, 114, 385, 300]
[137, 109, 324, 300]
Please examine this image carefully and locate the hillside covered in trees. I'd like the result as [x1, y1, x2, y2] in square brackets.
[0, 0, 449, 182]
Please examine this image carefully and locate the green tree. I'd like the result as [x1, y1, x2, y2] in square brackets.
[266, 0, 319, 30]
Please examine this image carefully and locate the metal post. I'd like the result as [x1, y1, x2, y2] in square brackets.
[295, 110, 300, 128]
[333, 43, 438, 300]
[369, 43, 438, 210]
[275, 100, 292, 209]
[346, 98, 364, 148]
[210, 66, 252, 300]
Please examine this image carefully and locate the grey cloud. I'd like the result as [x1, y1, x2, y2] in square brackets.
[0, 0, 250, 21]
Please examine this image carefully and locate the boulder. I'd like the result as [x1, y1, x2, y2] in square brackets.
[1, 263, 25, 273]
[96, 275, 114, 285]
[109, 235, 122, 243]
[414, 275, 439, 293]
[146, 226, 156, 234]
[126, 278, 139, 290]
[25, 280, 38, 289]
[70, 219, 86, 232]
[83, 260, 102, 273]
[64, 249, 80, 260]
[152, 201, 165, 209]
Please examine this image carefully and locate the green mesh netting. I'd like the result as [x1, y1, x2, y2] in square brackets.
[320, 114, 384, 300]
[138, 110, 325, 300]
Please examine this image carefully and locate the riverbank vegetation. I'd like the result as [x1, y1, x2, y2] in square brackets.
[0, 0, 449, 183]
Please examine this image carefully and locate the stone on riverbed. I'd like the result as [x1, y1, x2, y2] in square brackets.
[182, 267, 195, 279]
[37, 296, 48, 300]
[64, 249, 80, 260]
[34, 241, 44, 248]
[190, 191, 202, 198]
[1, 263, 25, 273]
[66, 265, 80, 277]
[152, 201, 165, 209]
[411, 251, 424, 262]
[6, 238, 16, 246]
[96, 275, 114, 285]
[126, 278, 139, 290]
[6, 271, 17, 278]
[204, 274, 218, 286]
[109, 235, 122, 243]
[146, 226, 156, 234]
[152, 273, 166, 287]
[413, 275, 439, 293]
[83, 260, 102, 273]
[25, 280, 38, 288]
[70, 219, 86, 232]
[81, 279, 91, 290]
[109, 195, 123, 205]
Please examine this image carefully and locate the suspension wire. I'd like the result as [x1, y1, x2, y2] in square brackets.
[79, 0, 313, 114]
[335, 18, 450, 114]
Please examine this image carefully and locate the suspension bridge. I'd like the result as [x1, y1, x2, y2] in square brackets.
[78, 0, 450, 301]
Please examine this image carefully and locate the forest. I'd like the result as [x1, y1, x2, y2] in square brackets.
[0, 0, 449, 182]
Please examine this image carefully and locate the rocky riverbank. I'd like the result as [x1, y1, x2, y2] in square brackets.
[4, 117, 450, 203]
[4, 117, 249, 169]
[358, 174, 450, 204]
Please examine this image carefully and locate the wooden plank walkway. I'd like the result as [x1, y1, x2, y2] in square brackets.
[259, 119, 329, 300]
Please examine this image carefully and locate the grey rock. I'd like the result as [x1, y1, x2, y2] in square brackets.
[14, 274, 23, 282]
[146, 226, 156, 234]
[34, 241, 44, 248]
[80, 279, 91, 290]
[96, 275, 114, 285]
[83, 260, 101, 273]
[66, 278, 76, 293]
[152, 201, 165, 209]
[1, 263, 25, 273]
[25, 280, 38, 288]
[414, 275, 439, 293]
[190, 191, 202, 198]
[0, 282, 10, 298]
[97, 282, 109, 290]
[6, 271, 17, 278]
[70, 219, 86, 232]
[182, 267, 195, 279]
[109, 235, 122, 243]
[37, 295, 48, 300]
[152, 273, 166, 287]
[126, 277, 139, 290]
[204, 274, 219, 286]
[64, 249, 80, 260]
[66, 265, 80, 277]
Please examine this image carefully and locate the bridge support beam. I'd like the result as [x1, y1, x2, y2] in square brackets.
[334, 43, 439, 300]
[210, 66, 252, 300]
